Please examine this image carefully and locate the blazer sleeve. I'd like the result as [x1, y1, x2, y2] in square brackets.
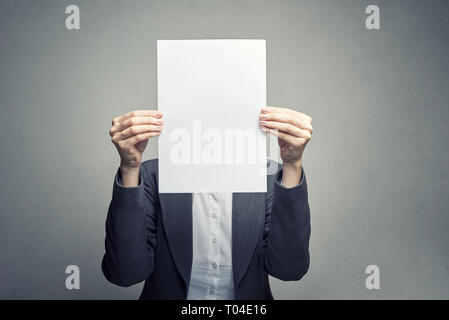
[264, 164, 311, 281]
[101, 162, 159, 287]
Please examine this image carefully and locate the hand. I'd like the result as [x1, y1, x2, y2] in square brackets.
[259, 106, 313, 187]
[109, 109, 163, 186]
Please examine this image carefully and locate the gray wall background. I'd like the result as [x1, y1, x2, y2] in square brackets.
[1, 0, 448, 299]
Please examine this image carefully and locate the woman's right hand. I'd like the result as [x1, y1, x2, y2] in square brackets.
[109, 109, 163, 186]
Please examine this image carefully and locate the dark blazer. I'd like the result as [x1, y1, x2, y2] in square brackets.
[102, 159, 311, 300]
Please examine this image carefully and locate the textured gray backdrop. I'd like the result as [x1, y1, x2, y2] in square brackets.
[0, 0, 448, 299]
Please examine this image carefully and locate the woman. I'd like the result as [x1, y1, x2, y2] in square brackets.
[102, 106, 313, 299]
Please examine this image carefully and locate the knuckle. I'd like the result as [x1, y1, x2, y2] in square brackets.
[111, 134, 117, 142]
[305, 131, 312, 140]
[134, 134, 142, 142]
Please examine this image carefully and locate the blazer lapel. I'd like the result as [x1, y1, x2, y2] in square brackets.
[232, 192, 266, 288]
[159, 193, 193, 287]
[159, 192, 265, 290]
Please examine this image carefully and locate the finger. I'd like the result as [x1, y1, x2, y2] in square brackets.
[262, 106, 310, 119]
[261, 106, 313, 131]
[112, 116, 164, 134]
[113, 124, 163, 141]
[120, 131, 160, 147]
[260, 120, 303, 137]
[260, 120, 312, 140]
[260, 126, 304, 146]
[261, 106, 289, 114]
[260, 112, 313, 132]
[113, 110, 162, 125]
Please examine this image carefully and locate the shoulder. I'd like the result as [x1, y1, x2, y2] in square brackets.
[266, 159, 282, 194]
[267, 158, 281, 178]
[141, 158, 159, 173]
[140, 159, 159, 187]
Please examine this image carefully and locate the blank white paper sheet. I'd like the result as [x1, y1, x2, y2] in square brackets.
[157, 39, 267, 193]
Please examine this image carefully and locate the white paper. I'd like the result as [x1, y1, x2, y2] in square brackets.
[157, 39, 267, 193]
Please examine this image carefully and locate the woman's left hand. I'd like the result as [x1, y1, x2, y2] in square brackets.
[259, 106, 313, 186]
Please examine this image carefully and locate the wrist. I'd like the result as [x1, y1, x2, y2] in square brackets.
[283, 158, 302, 172]
[281, 159, 302, 188]
[120, 163, 140, 174]
[119, 164, 140, 187]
